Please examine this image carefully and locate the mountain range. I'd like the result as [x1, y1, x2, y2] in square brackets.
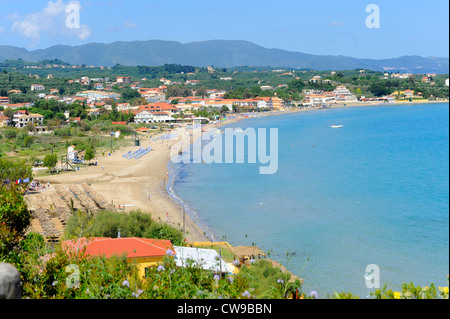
[0, 40, 448, 74]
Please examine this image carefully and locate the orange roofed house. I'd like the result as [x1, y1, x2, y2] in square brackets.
[62, 237, 174, 278]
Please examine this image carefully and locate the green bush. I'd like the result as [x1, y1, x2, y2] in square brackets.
[0, 158, 33, 181]
[2, 127, 17, 139]
[65, 210, 185, 246]
[235, 260, 303, 299]
[371, 280, 449, 299]
[0, 186, 32, 259]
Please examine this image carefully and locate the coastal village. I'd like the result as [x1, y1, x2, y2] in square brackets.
[1, 68, 449, 243]
[0, 65, 448, 300]
[1, 69, 448, 128]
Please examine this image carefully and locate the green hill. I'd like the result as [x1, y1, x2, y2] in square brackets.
[0, 40, 448, 73]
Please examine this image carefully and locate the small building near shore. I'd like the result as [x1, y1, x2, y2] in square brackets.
[173, 246, 233, 274]
[62, 237, 174, 278]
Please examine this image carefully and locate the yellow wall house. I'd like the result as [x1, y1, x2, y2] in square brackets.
[62, 237, 174, 278]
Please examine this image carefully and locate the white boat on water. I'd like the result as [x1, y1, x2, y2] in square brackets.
[330, 125, 344, 128]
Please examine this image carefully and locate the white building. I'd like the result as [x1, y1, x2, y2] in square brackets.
[333, 86, 357, 103]
[13, 113, 44, 128]
[117, 77, 132, 84]
[173, 246, 234, 274]
[76, 90, 121, 101]
[31, 84, 45, 91]
[134, 110, 176, 124]
[257, 97, 274, 109]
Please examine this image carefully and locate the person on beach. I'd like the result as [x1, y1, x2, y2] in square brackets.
[148, 193, 151, 201]
[166, 213, 169, 223]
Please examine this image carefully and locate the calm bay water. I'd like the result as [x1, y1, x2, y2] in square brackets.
[168, 103, 449, 298]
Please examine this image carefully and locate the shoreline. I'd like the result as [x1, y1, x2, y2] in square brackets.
[34, 100, 448, 244]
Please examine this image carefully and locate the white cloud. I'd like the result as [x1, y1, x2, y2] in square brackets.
[0, 26, 5, 33]
[11, 0, 91, 46]
[123, 20, 137, 29]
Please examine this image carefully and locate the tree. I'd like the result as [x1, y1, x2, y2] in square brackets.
[25, 121, 36, 133]
[0, 185, 32, 257]
[43, 154, 58, 171]
[221, 105, 229, 114]
[370, 82, 390, 97]
[85, 146, 95, 163]
[2, 128, 17, 139]
[3, 108, 14, 126]
[0, 159, 32, 182]
[23, 136, 34, 148]
[197, 86, 207, 98]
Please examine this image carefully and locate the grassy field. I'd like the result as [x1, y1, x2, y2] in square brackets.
[0, 128, 136, 168]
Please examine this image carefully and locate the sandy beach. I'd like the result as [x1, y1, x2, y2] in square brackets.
[36, 115, 253, 243]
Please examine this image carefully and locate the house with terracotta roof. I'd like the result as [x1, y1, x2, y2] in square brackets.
[256, 97, 273, 109]
[0, 115, 9, 127]
[62, 237, 174, 278]
[117, 77, 132, 84]
[404, 89, 415, 98]
[0, 96, 10, 105]
[139, 103, 180, 116]
[94, 83, 104, 90]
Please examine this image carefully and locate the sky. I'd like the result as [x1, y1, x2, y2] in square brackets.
[0, 0, 448, 60]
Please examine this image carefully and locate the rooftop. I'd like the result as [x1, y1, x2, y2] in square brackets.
[62, 237, 174, 259]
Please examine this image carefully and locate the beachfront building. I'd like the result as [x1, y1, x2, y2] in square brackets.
[257, 97, 273, 109]
[333, 86, 358, 103]
[139, 103, 180, 116]
[62, 237, 174, 278]
[404, 89, 415, 98]
[304, 93, 329, 107]
[271, 97, 285, 110]
[203, 99, 236, 111]
[134, 110, 176, 124]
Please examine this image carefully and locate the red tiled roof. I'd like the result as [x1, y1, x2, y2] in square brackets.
[62, 237, 174, 259]
[139, 103, 178, 111]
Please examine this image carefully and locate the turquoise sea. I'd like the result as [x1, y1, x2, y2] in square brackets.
[167, 103, 449, 298]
